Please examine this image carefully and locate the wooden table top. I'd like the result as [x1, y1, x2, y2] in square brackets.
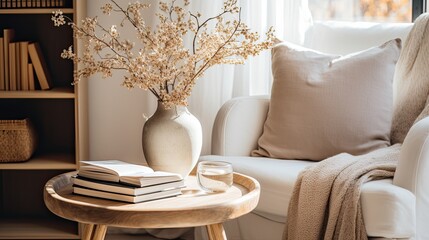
[44, 171, 260, 228]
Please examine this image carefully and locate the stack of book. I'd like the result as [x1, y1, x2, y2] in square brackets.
[72, 160, 185, 203]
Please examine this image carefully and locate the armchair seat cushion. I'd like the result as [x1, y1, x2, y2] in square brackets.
[200, 155, 416, 238]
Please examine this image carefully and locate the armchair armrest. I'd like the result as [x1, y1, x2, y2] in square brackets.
[212, 95, 269, 156]
[393, 116, 429, 240]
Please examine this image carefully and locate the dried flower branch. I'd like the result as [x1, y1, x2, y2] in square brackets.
[52, 0, 275, 108]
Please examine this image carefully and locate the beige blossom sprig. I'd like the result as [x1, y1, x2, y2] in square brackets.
[52, 0, 275, 108]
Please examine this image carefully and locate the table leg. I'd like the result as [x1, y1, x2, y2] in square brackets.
[92, 225, 108, 240]
[81, 224, 94, 240]
[81, 223, 108, 240]
[206, 223, 227, 240]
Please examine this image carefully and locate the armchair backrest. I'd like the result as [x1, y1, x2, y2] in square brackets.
[304, 21, 413, 55]
[212, 96, 269, 156]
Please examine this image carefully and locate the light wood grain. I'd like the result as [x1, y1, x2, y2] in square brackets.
[44, 171, 260, 229]
[0, 153, 76, 170]
[82, 224, 95, 240]
[206, 223, 227, 240]
[0, 218, 79, 239]
[92, 225, 108, 240]
[0, 87, 75, 99]
[0, 8, 74, 15]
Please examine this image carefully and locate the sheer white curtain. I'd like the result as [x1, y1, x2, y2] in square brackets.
[187, 0, 313, 154]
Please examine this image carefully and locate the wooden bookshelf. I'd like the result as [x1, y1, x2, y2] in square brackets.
[0, 153, 76, 170]
[0, 8, 74, 15]
[0, 0, 87, 239]
[0, 218, 79, 239]
[0, 87, 75, 98]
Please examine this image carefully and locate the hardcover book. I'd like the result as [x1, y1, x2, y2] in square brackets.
[20, 41, 29, 90]
[3, 29, 15, 90]
[28, 63, 35, 90]
[8, 42, 16, 90]
[78, 160, 183, 187]
[28, 42, 52, 90]
[73, 185, 182, 203]
[72, 175, 185, 196]
[15, 41, 21, 90]
[0, 38, 4, 90]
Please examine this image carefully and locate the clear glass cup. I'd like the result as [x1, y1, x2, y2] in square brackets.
[197, 161, 233, 193]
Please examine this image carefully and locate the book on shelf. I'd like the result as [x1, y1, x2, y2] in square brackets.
[20, 41, 29, 90]
[28, 63, 35, 90]
[0, 38, 4, 90]
[72, 175, 185, 196]
[0, 0, 66, 8]
[15, 41, 21, 90]
[28, 42, 52, 90]
[3, 29, 15, 90]
[79, 160, 183, 187]
[73, 185, 182, 203]
[8, 42, 16, 90]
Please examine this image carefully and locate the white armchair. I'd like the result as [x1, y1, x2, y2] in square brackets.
[196, 21, 429, 240]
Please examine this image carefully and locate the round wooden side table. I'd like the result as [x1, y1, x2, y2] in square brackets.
[44, 171, 260, 240]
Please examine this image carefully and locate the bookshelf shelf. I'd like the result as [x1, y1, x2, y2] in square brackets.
[0, 217, 79, 239]
[0, 153, 77, 170]
[0, 8, 74, 15]
[0, 0, 87, 239]
[0, 87, 75, 98]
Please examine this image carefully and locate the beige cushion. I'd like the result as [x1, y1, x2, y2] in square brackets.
[252, 39, 401, 161]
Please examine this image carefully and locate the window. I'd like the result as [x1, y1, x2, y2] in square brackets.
[309, 0, 426, 22]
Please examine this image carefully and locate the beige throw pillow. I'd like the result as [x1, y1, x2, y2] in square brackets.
[252, 39, 401, 161]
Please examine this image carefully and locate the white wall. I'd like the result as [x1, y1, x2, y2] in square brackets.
[87, 0, 158, 164]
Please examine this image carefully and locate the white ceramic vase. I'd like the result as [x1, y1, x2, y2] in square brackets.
[142, 102, 202, 178]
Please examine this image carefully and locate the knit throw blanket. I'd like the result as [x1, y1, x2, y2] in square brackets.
[284, 13, 429, 240]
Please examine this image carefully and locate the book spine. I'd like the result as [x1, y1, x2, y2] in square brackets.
[28, 42, 52, 90]
[28, 63, 35, 90]
[15, 41, 21, 90]
[0, 38, 4, 90]
[20, 42, 29, 90]
[8, 42, 16, 91]
[3, 29, 15, 90]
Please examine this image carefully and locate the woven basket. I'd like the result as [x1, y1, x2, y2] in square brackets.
[0, 119, 37, 163]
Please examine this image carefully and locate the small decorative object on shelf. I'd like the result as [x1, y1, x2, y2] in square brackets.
[52, 0, 275, 177]
[0, 0, 66, 9]
[0, 118, 37, 162]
